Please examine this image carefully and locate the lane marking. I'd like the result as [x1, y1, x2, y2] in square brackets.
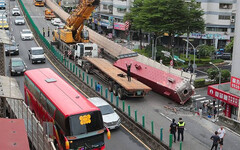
[195, 97, 206, 101]
[200, 100, 210, 103]
[191, 94, 201, 98]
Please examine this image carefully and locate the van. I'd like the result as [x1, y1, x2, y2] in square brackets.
[88, 97, 121, 130]
[28, 47, 46, 64]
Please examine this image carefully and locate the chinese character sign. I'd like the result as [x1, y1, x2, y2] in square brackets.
[208, 86, 239, 107]
[231, 76, 240, 90]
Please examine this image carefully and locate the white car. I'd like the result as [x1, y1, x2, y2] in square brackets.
[14, 16, 25, 25]
[88, 97, 121, 130]
[51, 18, 61, 26]
[12, 8, 20, 16]
[20, 29, 33, 40]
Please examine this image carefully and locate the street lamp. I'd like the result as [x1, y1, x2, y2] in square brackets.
[209, 62, 221, 116]
[183, 39, 196, 73]
[161, 50, 173, 66]
[154, 36, 162, 60]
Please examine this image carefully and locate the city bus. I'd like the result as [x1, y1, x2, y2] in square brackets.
[24, 68, 107, 150]
[34, 0, 44, 7]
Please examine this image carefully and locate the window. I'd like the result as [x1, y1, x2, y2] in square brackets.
[219, 3, 232, 9]
[231, 28, 235, 33]
[101, 15, 108, 20]
[117, 8, 126, 13]
[231, 106, 238, 116]
[219, 15, 231, 20]
[103, 4, 108, 10]
[206, 27, 227, 32]
[114, 18, 122, 23]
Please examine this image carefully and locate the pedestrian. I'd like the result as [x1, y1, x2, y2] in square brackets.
[126, 63, 132, 82]
[210, 131, 220, 150]
[213, 98, 216, 107]
[43, 27, 45, 37]
[177, 118, 185, 142]
[218, 126, 226, 150]
[199, 107, 203, 119]
[213, 107, 217, 119]
[169, 119, 177, 143]
[203, 102, 207, 114]
[48, 26, 50, 37]
[96, 82, 101, 92]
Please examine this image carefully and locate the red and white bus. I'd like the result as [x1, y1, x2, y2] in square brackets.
[24, 68, 106, 150]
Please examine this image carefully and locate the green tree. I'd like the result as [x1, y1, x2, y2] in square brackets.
[198, 45, 215, 58]
[221, 69, 231, 82]
[207, 68, 218, 80]
[225, 38, 234, 53]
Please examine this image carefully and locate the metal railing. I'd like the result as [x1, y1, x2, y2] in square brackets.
[6, 98, 56, 150]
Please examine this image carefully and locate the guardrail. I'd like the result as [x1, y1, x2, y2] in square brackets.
[6, 99, 55, 150]
[18, 0, 171, 149]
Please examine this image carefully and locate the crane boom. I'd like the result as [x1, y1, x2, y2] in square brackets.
[59, 0, 99, 43]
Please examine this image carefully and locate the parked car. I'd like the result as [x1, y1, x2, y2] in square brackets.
[14, 16, 25, 25]
[220, 53, 231, 60]
[51, 18, 62, 26]
[57, 22, 65, 29]
[88, 97, 121, 130]
[20, 29, 33, 40]
[9, 58, 27, 76]
[0, 14, 7, 22]
[28, 47, 46, 64]
[4, 40, 19, 56]
[12, 7, 20, 16]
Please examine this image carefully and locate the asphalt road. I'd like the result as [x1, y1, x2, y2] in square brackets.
[4, 1, 147, 150]
[18, 0, 240, 150]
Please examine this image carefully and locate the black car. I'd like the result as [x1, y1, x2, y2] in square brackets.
[5, 41, 19, 56]
[220, 53, 231, 60]
[9, 58, 27, 76]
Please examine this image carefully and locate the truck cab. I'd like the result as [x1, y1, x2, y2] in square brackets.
[74, 43, 98, 66]
[28, 47, 46, 64]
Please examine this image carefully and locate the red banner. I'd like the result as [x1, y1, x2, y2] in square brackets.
[230, 76, 240, 90]
[225, 104, 231, 118]
[208, 84, 239, 107]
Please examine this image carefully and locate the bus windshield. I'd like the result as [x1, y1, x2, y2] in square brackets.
[69, 111, 103, 136]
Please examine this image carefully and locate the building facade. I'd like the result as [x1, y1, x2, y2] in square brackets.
[187, 0, 236, 49]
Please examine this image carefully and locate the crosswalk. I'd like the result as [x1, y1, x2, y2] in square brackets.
[191, 94, 223, 112]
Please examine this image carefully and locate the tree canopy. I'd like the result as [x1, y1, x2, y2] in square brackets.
[124, 0, 205, 37]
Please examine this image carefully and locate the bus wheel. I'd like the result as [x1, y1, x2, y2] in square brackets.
[118, 88, 126, 100]
[108, 81, 114, 92]
[113, 84, 119, 96]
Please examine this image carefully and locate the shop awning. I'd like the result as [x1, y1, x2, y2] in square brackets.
[208, 82, 239, 107]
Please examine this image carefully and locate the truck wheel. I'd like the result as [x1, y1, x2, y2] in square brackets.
[118, 88, 126, 100]
[32, 60, 34, 64]
[85, 64, 92, 74]
[108, 81, 114, 92]
[113, 84, 119, 96]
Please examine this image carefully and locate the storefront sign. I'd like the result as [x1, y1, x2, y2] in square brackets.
[181, 33, 230, 40]
[208, 85, 239, 107]
[114, 22, 126, 31]
[230, 76, 240, 90]
[225, 104, 231, 118]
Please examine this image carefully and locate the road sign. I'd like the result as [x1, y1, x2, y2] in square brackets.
[170, 60, 173, 66]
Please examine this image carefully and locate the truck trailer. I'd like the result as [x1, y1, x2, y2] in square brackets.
[83, 57, 151, 99]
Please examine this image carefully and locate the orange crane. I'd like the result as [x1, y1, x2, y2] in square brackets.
[53, 0, 99, 44]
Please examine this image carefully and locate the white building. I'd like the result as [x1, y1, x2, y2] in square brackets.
[91, 0, 237, 48]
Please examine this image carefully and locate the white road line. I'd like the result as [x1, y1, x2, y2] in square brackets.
[200, 100, 210, 103]
[191, 94, 201, 98]
[160, 113, 171, 121]
[195, 97, 206, 101]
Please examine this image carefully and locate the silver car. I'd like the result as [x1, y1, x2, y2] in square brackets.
[20, 29, 33, 40]
[14, 16, 25, 25]
[88, 97, 121, 130]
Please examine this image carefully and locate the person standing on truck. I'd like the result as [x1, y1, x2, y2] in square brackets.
[126, 63, 132, 82]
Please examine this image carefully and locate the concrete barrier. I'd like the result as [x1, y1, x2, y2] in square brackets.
[219, 115, 240, 134]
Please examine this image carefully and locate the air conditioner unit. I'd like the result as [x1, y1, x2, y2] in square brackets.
[231, 19, 235, 23]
